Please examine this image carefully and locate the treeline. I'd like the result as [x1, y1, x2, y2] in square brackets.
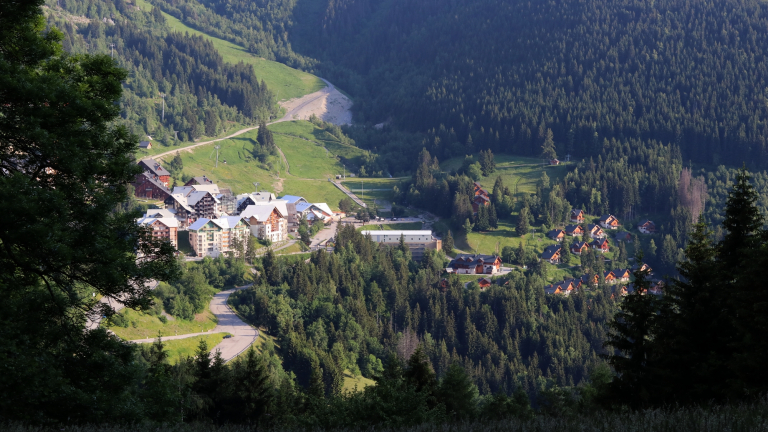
[230, 224, 617, 400]
[46, 0, 276, 143]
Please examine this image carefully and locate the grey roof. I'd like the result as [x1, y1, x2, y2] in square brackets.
[139, 158, 170, 176]
[599, 214, 613, 222]
[571, 241, 587, 250]
[188, 218, 212, 231]
[241, 204, 282, 221]
[280, 195, 307, 204]
[587, 223, 602, 232]
[541, 244, 561, 260]
[565, 224, 582, 233]
[139, 141, 151, 148]
[546, 229, 564, 238]
[189, 176, 213, 185]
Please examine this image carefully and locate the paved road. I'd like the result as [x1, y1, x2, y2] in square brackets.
[131, 286, 258, 362]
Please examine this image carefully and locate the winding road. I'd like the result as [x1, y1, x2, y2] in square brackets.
[130, 286, 258, 362]
[148, 78, 348, 162]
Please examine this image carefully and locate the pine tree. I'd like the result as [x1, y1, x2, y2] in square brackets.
[516, 206, 530, 236]
[489, 203, 499, 229]
[463, 218, 474, 237]
[603, 260, 659, 406]
[442, 230, 454, 254]
[204, 110, 218, 136]
[541, 128, 557, 160]
[435, 363, 478, 419]
[492, 176, 505, 206]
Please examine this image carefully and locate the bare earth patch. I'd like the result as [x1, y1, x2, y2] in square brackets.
[278, 79, 353, 126]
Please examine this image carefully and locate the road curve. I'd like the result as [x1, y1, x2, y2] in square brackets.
[131, 286, 258, 362]
[147, 78, 342, 162]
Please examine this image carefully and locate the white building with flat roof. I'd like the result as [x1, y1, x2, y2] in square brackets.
[361, 230, 441, 260]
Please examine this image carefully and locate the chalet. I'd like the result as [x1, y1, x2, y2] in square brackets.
[136, 216, 178, 248]
[545, 279, 575, 296]
[603, 270, 616, 284]
[638, 220, 656, 234]
[581, 273, 599, 287]
[449, 254, 502, 275]
[613, 268, 631, 283]
[591, 238, 610, 253]
[185, 176, 213, 186]
[236, 191, 277, 214]
[132, 172, 171, 200]
[565, 224, 584, 237]
[611, 285, 628, 299]
[241, 205, 287, 243]
[587, 224, 605, 238]
[631, 263, 653, 274]
[571, 241, 588, 255]
[649, 280, 665, 296]
[473, 182, 490, 198]
[549, 159, 560, 165]
[138, 158, 171, 187]
[296, 202, 334, 222]
[570, 209, 585, 223]
[438, 278, 450, 292]
[477, 277, 492, 289]
[546, 229, 565, 242]
[472, 194, 491, 213]
[615, 231, 632, 242]
[541, 244, 562, 264]
[599, 214, 620, 230]
[138, 141, 152, 149]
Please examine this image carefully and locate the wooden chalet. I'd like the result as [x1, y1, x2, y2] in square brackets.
[549, 159, 560, 165]
[439, 278, 450, 292]
[638, 220, 656, 234]
[587, 224, 605, 238]
[603, 270, 616, 284]
[546, 229, 565, 242]
[449, 254, 502, 275]
[138, 140, 152, 149]
[615, 231, 632, 242]
[571, 241, 588, 255]
[541, 244, 562, 264]
[477, 277, 492, 289]
[473, 182, 490, 198]
[591, 238, 610, 253]
[565, 224, 584, 236]
[472, 194, 491, 213]
[132, 172, 171, 200]
[581, 273, 599, 287]
[544, 279, 576, 295]
[138, 158, 171, 187]
[599, 214, 620, 229]
[613, 268, 631, 282]
[570, 209, 585, 223]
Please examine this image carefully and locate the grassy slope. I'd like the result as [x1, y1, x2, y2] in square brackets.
[136, 0, 324, 102]
[163, 333, 231, 365]
[342, 371, 375, 393]
[175, 121, 373, 208]
[109, 307, 218, 340]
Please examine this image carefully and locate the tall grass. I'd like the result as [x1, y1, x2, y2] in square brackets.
[9, 402, 768, 431]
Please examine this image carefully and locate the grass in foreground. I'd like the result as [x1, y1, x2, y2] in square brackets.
[108, 307, 217, 341]
[163, 333, 231, 365]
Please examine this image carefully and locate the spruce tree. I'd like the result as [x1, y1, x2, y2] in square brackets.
[516, 206, 530, 236]
[489, 203, 499, 229]
[442, 230, 454, 254]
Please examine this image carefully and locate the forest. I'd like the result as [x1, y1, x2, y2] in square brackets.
[47, 0, 276, 143]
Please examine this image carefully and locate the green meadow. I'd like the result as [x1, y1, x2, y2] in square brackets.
[162, 333, 232, 365]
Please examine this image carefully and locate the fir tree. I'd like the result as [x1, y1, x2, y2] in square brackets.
[540, 128, 557, 160]
[516, 206, 530, 236]
[442, 230, 454, 254]
[489, 203, 499, 229]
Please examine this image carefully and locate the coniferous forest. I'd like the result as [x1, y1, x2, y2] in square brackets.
[9, 0, 768, 429]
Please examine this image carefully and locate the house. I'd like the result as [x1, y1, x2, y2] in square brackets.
[473, 182, 490, 198]
[241, 205, 287, 243]
[599, 214, 620, 230]
[546, 229, 565, 242]
[581, 273, 599, 287]
[366, 231, 442, 261]
[185, 176, 213, 186]
[615, 231, 632, 242]
[472, 194, 491, 213]
[587, 224, 605, 238]
[143, 208, 176, 219]
[611, 285, 628, 298]
[438, 278, 450, 292]
[136, 216, 179, 248]
[591, 238, 610, 253]
[638, 220, 656, 234]
[613, 268, 631, 282]
[565, 224, 584, 237]
[649, 280, 665, 296]
[164, 187, 220, 225]
[603, 270, 616, 284]
[549, 159, 560, 165]
[571, 241, 588, 255]
[296, 202, 334, 223]
[188, 216, 250, 258]
[279, 195, 310, 231]
[570, 209, 585, 223]
[138, 158, 171, 187]
[541, 244, 562, 264]
[448, 254, 501, 274]
[132, 172, 171, 200]
[631, 263, 653, 274]
[477, 277, 492, 289]
[139, 141, 152, 149]
[545, 279, 575, 295]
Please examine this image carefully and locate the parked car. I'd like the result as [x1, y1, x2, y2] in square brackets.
[223, 335, 233, 339]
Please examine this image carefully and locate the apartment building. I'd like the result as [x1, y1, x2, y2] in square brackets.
[241, 204, 287, 243]
[363, 230, 441, 260]
[187, 216, 250, 258]
[136, 216, 179, 248]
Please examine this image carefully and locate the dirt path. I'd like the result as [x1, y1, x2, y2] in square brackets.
[147, 78, 351, 162]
